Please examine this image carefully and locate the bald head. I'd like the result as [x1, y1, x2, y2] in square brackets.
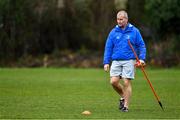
[117, 10, 128, 19]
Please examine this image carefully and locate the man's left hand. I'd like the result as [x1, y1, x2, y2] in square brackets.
[135, 60, 146, 67]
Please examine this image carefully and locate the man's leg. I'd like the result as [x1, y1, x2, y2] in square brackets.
[123, 78, 132, 108]
[110, 76, 124, 97]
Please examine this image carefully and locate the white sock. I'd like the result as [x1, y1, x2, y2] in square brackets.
[120, 98, 124, 100]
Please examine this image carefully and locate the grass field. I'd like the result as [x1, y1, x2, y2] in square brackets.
[0, 68, 180, 119]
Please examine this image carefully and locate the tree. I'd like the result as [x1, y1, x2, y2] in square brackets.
[145, 0, 180, 38]
[144, 0, 180, 67]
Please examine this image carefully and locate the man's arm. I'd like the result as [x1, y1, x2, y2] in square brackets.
[136, 29, 146, 61]
[103, 31, 114, 65]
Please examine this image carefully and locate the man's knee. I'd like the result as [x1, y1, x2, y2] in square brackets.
[124, 79, 131, 88]
[110, 77, 119, 86]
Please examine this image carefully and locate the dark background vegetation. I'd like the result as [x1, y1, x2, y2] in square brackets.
[0, 0, 179, 68]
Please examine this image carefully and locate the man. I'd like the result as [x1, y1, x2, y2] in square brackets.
[103, 10, 146, 112]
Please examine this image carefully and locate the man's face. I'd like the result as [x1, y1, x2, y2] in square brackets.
[117, 15, 128, 29]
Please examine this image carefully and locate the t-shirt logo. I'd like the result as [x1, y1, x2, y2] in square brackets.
[126, 35, 130, 39]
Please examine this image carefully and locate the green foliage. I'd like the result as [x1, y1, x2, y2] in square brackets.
[0, 0, 179, 67]
[128, 0, 146, 25]
[145, 0, 180, 35]
[0, 0, 38, 58]
[0, 0, 116, 60]
[61, 0, 116, 51]
[144, 0, 180, 67]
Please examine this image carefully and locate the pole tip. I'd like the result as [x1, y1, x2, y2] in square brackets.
[158, 101, 164, 111]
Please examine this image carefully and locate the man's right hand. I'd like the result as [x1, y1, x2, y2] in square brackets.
[104, 64, 110, 72]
